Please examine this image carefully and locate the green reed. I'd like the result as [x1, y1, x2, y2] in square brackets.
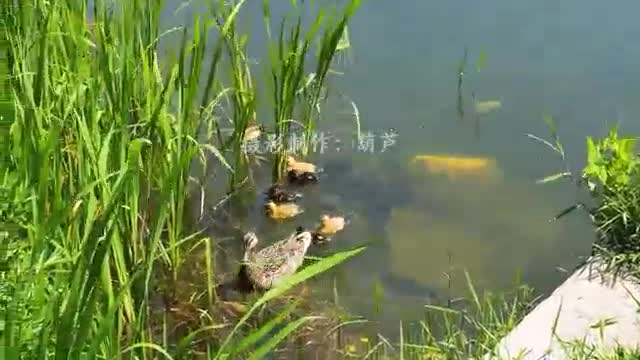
[263, 0, 361, 179]
[212, 0, 256, 190]
[3, 0, 224, 356]
[201, 0, 360, 186]
[1, 0, 363, 358]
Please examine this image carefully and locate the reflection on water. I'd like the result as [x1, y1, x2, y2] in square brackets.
[387, 173, 570, 295]
[172, 0, 635, 337]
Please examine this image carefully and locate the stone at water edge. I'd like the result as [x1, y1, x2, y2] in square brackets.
[485, 257, 640, 360]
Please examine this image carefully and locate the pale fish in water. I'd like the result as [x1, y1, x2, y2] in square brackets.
[474, 99, 502, 114]
[410, 154, 503, 183]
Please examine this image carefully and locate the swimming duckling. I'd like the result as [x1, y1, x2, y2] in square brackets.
[264, 200, 304, 221]
[312, 214, 347, 244]
[286, 155, 318, 174]
[240, 230, 313, 290]
[242, 124, 264, 143]
[265, 183, 303, 204]
[287, 170, 319, 185]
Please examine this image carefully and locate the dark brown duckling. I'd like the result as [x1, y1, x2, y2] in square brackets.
[286, 155, 320, 185]
[287, 170, 319, 185]
[265, 183, 303, 204]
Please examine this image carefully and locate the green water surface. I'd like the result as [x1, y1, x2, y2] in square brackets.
[167, 0, 640, 330]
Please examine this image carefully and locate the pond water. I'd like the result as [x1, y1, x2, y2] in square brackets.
[166, 0, 640, 334]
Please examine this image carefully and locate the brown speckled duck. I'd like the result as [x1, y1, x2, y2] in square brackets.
[239, 230, 313, 290]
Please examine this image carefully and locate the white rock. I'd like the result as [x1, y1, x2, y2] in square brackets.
[486, 258, 640, 359]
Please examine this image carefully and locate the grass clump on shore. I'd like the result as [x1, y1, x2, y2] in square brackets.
[582, 130, 640, 275]
[0, 0, 363, 358]
[532, 120, 640, 276]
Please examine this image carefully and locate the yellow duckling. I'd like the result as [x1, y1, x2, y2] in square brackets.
[312, 214, 346, 244]
[286, 155, 317, 174]
[242, 124, 264, 143]
[264, 200, 304, 221]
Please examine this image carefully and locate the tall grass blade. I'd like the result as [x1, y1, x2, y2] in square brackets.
[248, 316, 318, 360]
[215, 245, 366, 357]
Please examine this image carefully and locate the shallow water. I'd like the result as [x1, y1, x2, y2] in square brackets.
[167, 0, 640, 334]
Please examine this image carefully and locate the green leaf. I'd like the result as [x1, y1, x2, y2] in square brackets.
[98, 128, 115, 182]
[127, 138, 151, 172]
[620, 138, 637, 157]
[373, 278, 384, 316]
[220, 0, 247, 36]
[203, 144, 234, 173]
[543, 114, 557, 139]
[586, 137, 598, 165]
[215, 245, 366, 358]
[476, 50, 487, 72]
[336, 26, 351, 51]
[424, 304, 460, 315]
[247, 316, 318, 360]
[544, 115, 565, 159]
[257, 246, 365, 307]
[536, 172, 572, 184]
[175, 324, 228, 358]
[120, 343, 174, 360]
[526, 133, 560, 154]
[230, 301, 298, 357]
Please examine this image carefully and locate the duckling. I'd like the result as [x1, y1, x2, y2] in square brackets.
[264, 200, 304, 221]
[240, 230, 313, 290]
[240, 120, 267, 166]
[265, 183, 303, 204]
[242, 124, 264, 143]
[286, 155, 318, 174]
[287, 170, 319, 185]
[312, 214, 346, 244]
